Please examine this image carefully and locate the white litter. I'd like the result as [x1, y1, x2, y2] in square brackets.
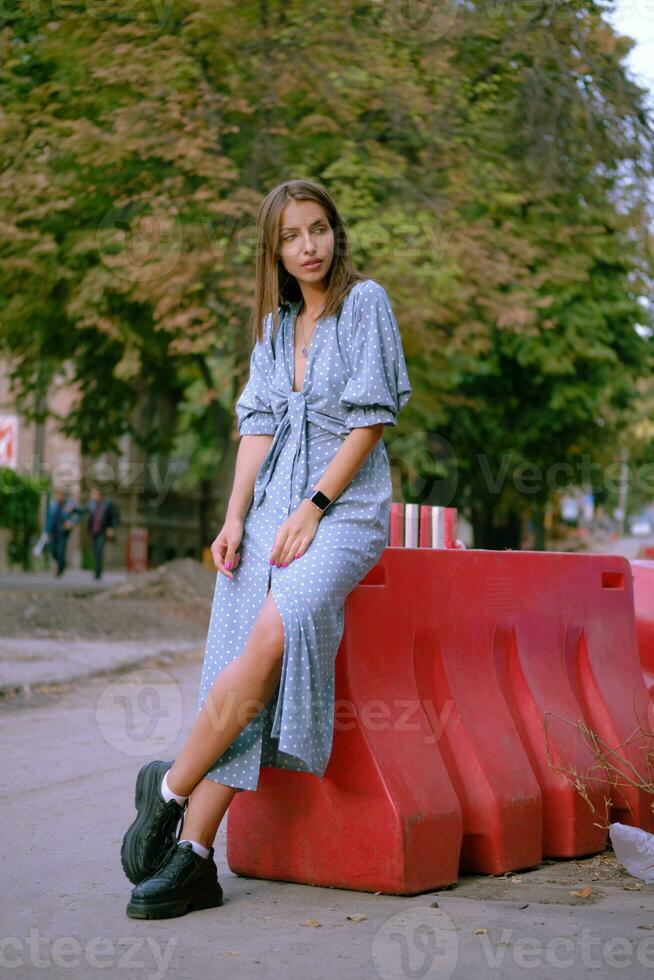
[608, 822, 654, 884]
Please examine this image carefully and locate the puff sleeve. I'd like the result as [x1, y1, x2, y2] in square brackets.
[339, 280, 412, 430]
[235, 312, 277, 436]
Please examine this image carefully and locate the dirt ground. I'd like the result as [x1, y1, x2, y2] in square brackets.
[447, 849, 646, 906]
[0, 557, 215, 642]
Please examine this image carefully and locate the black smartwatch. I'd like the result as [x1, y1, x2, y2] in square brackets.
[304, 486, 332, 513]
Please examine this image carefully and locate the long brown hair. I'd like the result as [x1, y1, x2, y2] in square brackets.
[251, 179, 368, 344]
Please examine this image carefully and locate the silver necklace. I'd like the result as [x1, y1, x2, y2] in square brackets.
[297, 305, 325, 357]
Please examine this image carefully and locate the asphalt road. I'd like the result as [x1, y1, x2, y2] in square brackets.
[2, 654, 654, 980]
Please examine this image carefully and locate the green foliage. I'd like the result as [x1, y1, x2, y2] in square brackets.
[0, 467, 49, 569]
[0, 0, 652, 547]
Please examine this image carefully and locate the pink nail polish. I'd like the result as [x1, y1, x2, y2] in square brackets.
[269, 559, 274, 565]
[283, 561, 288, 566]
[225, 560, 232, 569]
[295, 553, 301, 558]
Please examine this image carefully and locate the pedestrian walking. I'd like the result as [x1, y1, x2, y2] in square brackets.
[86, 487, 119, 580]
[44, 488, 82, 577]
[120, 178, 413, 919]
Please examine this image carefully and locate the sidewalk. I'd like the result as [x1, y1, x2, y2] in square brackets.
[0, 568, 128, 592]
[0, 635, 203, 698]
[0, 559, 214, 699]
[2, 658, 654, 979]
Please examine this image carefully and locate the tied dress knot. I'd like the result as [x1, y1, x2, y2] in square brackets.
[253, 390, 349, 515]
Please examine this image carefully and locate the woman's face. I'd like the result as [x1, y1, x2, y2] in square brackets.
[277, 199, 335, 287]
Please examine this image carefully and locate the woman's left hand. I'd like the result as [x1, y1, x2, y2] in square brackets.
[269, 499, 323, 567]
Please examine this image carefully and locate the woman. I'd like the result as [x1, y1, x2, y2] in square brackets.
[121, 178, 412, 919]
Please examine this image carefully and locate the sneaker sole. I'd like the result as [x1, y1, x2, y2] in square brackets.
[120, 760, 180, 885]
[125, 888, 224, 919]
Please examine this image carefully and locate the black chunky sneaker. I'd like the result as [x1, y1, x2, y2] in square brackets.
[126, 842, 224, 919]
[120, 760, 187, 885]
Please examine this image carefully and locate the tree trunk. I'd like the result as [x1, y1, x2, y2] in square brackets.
[531, 505, 546, 551]
[198, 477, 212, 556]
[471, 502, 523, 550]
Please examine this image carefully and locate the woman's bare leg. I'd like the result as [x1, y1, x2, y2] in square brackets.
[177, 779, 238, 849]
[166, 589, 285, 801]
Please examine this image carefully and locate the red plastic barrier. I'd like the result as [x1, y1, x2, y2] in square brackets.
[632, 560, 654, 698]
[226, 549, 654, 894]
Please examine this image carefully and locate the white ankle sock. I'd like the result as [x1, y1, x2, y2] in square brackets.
[160, 768, 188, 806]
[178, 839, 210, 859]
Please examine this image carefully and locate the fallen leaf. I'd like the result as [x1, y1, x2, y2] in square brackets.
[302, 919, 322, 928]
[510, 877, 523, 884]
[474, 928, 488, 935]
[623, 883, 644, 891]
[569, 886, 593, 898]
[346, 914, 368, 922]
[638, 925, 654, 930]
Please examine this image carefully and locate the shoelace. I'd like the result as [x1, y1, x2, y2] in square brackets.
[152, 844, 199, 884]
[144, 801, 183, 843]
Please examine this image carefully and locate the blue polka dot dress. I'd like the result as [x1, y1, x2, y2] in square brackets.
[195, 278, 412, 791]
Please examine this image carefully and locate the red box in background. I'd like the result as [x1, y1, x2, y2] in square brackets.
[125, 527, 148, 573]
[390, 502, 461, 548]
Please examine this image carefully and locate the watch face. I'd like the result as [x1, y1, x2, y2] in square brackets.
[311, 490, 330, 510]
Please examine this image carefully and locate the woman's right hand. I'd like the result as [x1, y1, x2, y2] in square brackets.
[211, 516, 244, 580]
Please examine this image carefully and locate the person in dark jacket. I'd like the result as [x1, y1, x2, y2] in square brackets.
[87, 487, 120, 580]
[44, 488, 82, 577]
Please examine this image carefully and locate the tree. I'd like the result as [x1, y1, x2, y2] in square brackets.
[0, 0, 651, 551]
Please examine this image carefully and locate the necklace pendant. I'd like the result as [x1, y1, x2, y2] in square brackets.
[301, 346, 309, 357]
